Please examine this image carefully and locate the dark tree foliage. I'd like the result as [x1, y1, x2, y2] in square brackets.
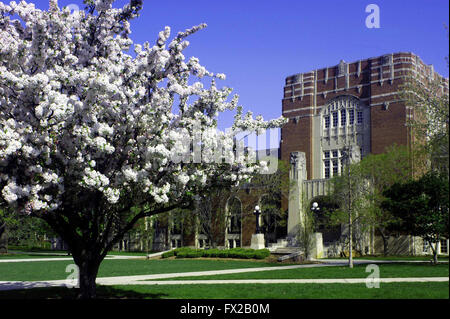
[382, 172, 449, 264]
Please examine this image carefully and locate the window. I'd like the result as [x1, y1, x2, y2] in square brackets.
[349, 109, 355, 125]
[357, 111, 363, 124]
[440, 239, 448, 254]
[332, 112, 338, 127]
[340, 109, 346, 126]
[324, 150, 340, 178]
[332, 159, 338, 175]
[324, 160, 330, 178]
[423, 241, 429, 253]
[324, 115, 330, 129]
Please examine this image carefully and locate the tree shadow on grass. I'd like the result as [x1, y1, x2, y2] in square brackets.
[0, 285, 168, 299]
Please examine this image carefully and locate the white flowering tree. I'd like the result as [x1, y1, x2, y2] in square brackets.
[0, 0, 286, 298]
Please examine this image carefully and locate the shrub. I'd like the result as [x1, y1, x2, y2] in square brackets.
[176, 249, 205, 258]
[165, 247, 271, 260]
[161, 250, 174, 258]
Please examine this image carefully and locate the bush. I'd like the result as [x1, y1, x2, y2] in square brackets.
[161, 250, 175, 258]
[161, 247, 192, 258]
[176, 249, 205, 258]
[163, 247, 271, 260]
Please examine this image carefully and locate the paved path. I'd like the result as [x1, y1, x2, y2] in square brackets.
[0, 252, 161, 263]
[121, 277, 449, 285]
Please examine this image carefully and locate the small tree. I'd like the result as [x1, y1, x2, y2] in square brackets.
[296, 194, 315, 260]
[382, 171, 449, 264]
[329, 149, 372, 267]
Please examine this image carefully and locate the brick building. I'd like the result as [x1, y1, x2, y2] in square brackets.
[279, 52, 449, 257]
[280, 52, 448, 180]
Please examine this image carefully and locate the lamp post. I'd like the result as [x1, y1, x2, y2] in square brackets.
[253, 205, 261, 234]
[311, 202, 320, 213]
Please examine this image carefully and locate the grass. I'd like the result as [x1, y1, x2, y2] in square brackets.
[0, 257, 448, 299]
[150, 262, 449, 281]
[0, 258, 280, 281]
[0, 282, 447, 299]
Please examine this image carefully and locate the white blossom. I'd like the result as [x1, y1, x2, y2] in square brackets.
[0, 0, 286, 215]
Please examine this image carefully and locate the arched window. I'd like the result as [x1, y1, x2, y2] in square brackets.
[320, 95, 370, 179]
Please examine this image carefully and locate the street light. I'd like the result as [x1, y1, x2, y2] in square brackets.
[253, 205, 261, 234]
[311, 202, 320, 212]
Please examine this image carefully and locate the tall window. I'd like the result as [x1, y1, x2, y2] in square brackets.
[321, 96, 370, 179]
[440, 239, 448, 254]
[332, 159, 338, 175]
[324, 160, 330, 178]
[324, 150, 341, 179]
[349, 109, 355, 125]
[324, 115, 330, 129]
[332, 112, 338, 127]
[357, 111, 363, 124]
[324, 151, 330, 178]
[340, 109, 346, 126]
[423, 241, 429, 253]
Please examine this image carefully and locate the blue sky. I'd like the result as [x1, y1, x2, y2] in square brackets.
[28, 0, 449, 147]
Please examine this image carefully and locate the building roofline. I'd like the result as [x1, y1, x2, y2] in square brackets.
[285, 51, 439, 79]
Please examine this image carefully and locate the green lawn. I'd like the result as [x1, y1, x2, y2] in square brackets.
[0, 258, 279, 281]
[0, 282, 447, 299]
[150, 263, 449, 281]
[0, 257, 448, 299]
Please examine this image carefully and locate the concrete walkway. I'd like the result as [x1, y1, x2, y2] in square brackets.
[0, 252, 162, 263]
[121, 277, 449, 285]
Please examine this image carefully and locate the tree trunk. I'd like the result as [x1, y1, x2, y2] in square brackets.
[428, 240, 439, 265]
[75, 253, 102, 299]
[0, 223, 7, 254]
[379, 229, 389, 256]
